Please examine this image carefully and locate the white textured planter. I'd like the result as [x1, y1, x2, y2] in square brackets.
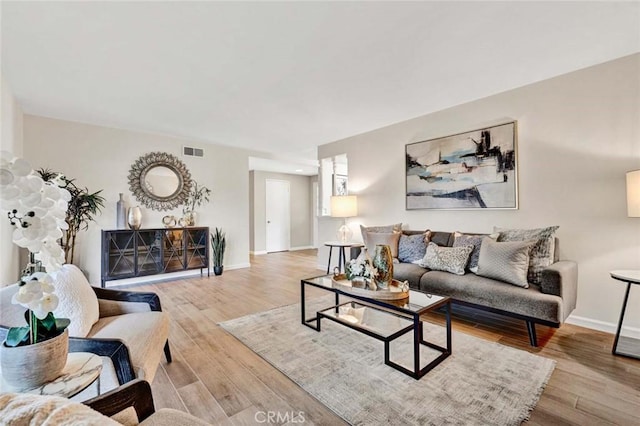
[1, 328, 69, 391]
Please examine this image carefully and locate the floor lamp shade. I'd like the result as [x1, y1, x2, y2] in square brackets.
[331, 196, 358, 243]
[627, 170, 640, 217]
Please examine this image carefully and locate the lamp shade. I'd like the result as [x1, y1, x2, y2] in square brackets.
[627, 170, 640, 217]
[331, 195, 358, 218]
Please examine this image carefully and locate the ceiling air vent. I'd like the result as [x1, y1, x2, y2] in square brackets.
[183, 146, 204, 157]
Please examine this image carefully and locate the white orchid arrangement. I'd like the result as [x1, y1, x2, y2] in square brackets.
[0, 151, 71, 347]
[345, 251, 378, 281]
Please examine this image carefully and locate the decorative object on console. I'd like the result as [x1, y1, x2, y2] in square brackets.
[452, 231, 499, 273]
[211, 227, 226, 276]
[477, 239, 534, 288]
[0, 153, 71, 390]
[372, 244, 394, 289]
[627, 169, 640, 217]
[495, 225, 559, 285]
[405, 121, 518, 210]
[182, 180, 211, 227]
[330, 195, 357, 243]
[128, 152, 192, 211]
[116, 193, 126, 229]
[162, 215, 177, 228]
[36, 169, 105, 265]
[127, 206, 142, 230]
[419, 242, 473, 276]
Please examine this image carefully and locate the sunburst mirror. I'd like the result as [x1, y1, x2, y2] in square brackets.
[128, 152, 192, 211]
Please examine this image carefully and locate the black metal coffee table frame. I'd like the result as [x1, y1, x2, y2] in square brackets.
[301, 276, 451, 380]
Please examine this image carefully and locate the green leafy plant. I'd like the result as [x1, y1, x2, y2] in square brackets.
[183, 181, 211, 215]
[211, 227, 226, 268]
[37, 169, 105, 264]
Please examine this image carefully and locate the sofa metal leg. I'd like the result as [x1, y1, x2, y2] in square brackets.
[526, 321, 538, 347]
[164, 340, 173, 363]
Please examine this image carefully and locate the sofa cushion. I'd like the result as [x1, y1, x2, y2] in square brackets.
[495, 226, 559, 285]
[363, 231, 401, 259]
[87, 311, 169, 383]
[452, 232, 499, 273]
[420, 243, 473, 276]
[393, 263, 428, 289]
[477, 239, 534, 288]
[419, 271, 563, 323]
[398, 231, 431, 263]
[50, 264, 100, 338]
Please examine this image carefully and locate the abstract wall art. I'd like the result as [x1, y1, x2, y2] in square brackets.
[405, 121, 518, 210]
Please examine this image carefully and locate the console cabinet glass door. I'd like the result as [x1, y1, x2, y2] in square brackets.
[105, 231, 137, 279]
[163, 229, 186, 272]
[136, 230, 162, 276]
[186, 228, 208, 269]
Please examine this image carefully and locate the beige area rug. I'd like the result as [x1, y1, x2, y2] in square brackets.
[220, 296, 555, 426]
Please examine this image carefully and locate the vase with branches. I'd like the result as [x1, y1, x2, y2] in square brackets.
[37, 169, 105, 265]
[182, 181, 211, 226]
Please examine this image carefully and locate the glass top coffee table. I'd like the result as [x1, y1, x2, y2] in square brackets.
[301, 275, 451, 379]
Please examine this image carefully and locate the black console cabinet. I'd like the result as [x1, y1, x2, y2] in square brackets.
[101, 227, 209, 287]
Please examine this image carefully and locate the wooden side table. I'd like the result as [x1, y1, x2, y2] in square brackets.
[324, 242, 364, 274]
[610, 270, 640, 360]
[0, 352, 102, 398]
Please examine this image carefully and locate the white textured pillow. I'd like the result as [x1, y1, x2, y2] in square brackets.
[50, 265, 100, 337]
[419, 242, 474, 275]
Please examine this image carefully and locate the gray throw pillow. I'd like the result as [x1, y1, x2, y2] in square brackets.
[477, 239, 534, 288]
[398, 231, 431, 263]
[495, 226, 559, 285]
[419, 242, 473, 276]
[452, 232, 498, 274]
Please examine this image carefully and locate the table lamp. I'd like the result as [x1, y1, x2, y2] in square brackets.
[627, 170, 640, 217]
[331, 195, 358, 243]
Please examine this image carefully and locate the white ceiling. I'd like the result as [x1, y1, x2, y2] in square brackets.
[2, 1, 639, 170]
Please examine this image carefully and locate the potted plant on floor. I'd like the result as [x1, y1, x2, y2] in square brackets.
[211, 227, 226, 276]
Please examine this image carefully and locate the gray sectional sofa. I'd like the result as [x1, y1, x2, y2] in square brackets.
[357, 230, 578, 346]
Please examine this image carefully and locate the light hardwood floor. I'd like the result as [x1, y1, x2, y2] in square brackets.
[127, 250, 640, 425]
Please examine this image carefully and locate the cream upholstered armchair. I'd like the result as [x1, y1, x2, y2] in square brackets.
[0, 265, 171, 390]
[0, 379, 209, 425]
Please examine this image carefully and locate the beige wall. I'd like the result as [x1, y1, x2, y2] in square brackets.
[250, 170, 314, 253]
[318, 54, 640, 332]
[22, 115, 252, 285]
[0, 75, 24, 285]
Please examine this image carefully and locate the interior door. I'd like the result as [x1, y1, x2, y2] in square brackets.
[266, 179, 290, 252]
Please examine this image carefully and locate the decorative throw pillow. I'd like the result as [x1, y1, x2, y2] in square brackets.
[419, 242, 473, 276]
[398, 231, 431, 263]
[477, 239, 534, 288]
[495, 226, 559, 285]
[361, 223, 402, 249]
[363, 232, 401, 259]
[452, 232, 499, 274]
[50, 264, 100, 337]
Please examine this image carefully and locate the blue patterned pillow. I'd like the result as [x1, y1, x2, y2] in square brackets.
[398, 232, 431, 263]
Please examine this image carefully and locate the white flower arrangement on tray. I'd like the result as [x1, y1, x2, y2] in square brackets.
[0, 151, 71, 346]
[345, 251, 378, 283]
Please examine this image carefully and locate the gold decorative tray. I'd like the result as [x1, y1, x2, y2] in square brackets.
[331, 274, 409, 300]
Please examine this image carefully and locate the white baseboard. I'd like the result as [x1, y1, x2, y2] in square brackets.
[317, 263, 327, 271]
[565, 314, 640, 339]
[104, 263, 251, 287]
[250, 250, 267, 255]
[290, 245, 315, 251]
